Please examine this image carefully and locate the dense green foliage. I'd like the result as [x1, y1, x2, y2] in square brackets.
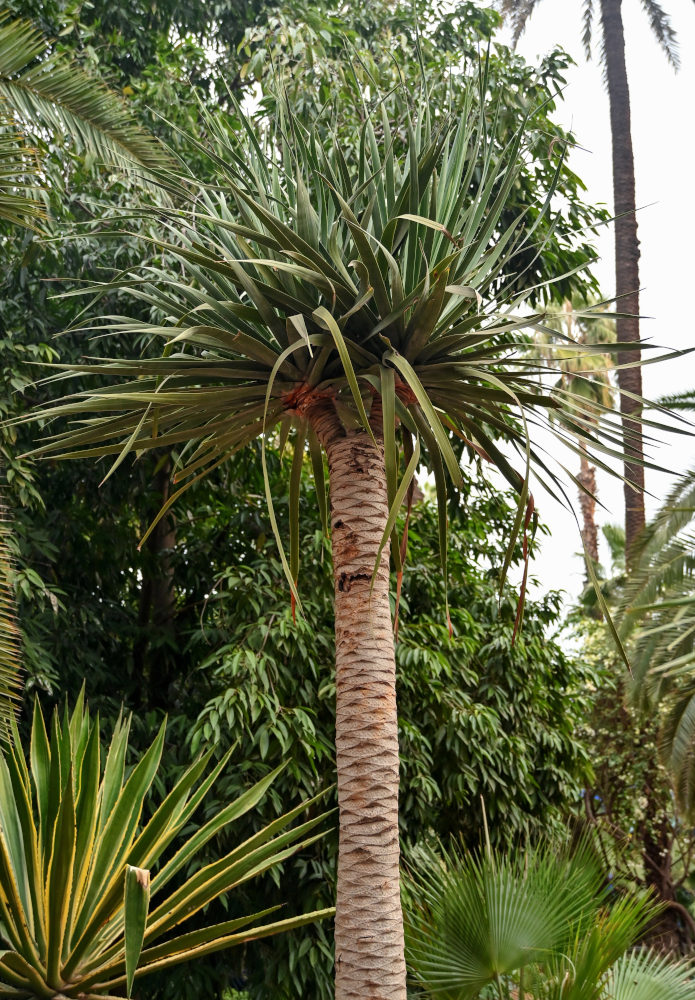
[0, 2, 653, 996]
[570, 570, 695, 952]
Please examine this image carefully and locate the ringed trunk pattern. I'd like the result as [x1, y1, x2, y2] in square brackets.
[600, 0, 646, 560]
[310, 403, 406, 1000]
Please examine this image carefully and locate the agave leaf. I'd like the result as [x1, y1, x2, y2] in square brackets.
[89, 908, 335, 992]
[124, 866, 150, 999]
[45, 770, 75, 985]
[125, 748, 223, 872]
[0, 754, 33, 938]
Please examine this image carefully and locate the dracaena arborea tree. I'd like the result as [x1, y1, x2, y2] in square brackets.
[22, 84, 644, 998]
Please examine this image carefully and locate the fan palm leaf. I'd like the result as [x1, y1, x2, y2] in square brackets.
[14, 83, 660, 998]
[403, 839, 659, 1000]
[605, 948, 695, 1000]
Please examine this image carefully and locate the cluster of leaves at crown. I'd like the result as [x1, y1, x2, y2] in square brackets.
[0, 692, 331, 998]
[25, 79, 647, 621]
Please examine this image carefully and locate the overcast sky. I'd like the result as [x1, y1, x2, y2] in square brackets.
[493, 0, 695, 601]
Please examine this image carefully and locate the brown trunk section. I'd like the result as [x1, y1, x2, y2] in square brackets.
[577, 448, 599, 574]
[600, 0, 645, 561]
[640, 739, 694, 953]
[309, 402, 406, 1000]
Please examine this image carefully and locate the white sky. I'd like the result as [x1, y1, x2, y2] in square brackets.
[493, 0, 695, 601]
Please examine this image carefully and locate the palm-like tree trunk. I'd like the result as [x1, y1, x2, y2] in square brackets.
[310, 402, 406, 1000]
[577, 447, 599, 573]
[600, 0, 645, 561]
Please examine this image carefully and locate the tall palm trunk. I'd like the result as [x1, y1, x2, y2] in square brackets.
[600, 0, 645, 561]
[577, 447, 599, 569]
[309, 402, 406, 1000]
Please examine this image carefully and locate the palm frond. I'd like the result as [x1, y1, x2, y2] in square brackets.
[618, 469, 695, 817]
[493, 0, 545, 46]
[638, 0, 680, 69]
[657, 389, 695, 412]
[606, 948, 695, 1000]
[582, 0, 595, 60]
[0, 105, 44, 229]
[0, 13, 173, 176]
[403, 838, 659, 1000]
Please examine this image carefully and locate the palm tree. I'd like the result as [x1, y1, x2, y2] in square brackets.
[539, 298, 615, 575]
[19, 88, 643, 998]
[495, 0, 686, 562]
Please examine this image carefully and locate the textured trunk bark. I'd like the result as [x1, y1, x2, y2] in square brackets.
[600, 0, 645, 561]
[577, 447, 599, 575]
[309, 403, 406, 1000]
[640, 742, 689, 953]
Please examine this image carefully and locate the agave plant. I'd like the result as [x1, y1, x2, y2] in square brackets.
[0, 692, 332, 998]
[15, 78, 660, 997]
[403, 839, 693, 1000]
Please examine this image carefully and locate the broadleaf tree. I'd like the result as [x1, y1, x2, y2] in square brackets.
[18, 80, 654, 998]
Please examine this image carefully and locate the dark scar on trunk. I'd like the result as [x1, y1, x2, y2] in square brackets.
[337, 572, 370, 592]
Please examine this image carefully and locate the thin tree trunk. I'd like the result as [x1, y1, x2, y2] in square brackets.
[600, 0, 645, 561]
[309, 402, 406, 1000]
[639, 735, 688, 953]
[577, 447, 599, 577]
